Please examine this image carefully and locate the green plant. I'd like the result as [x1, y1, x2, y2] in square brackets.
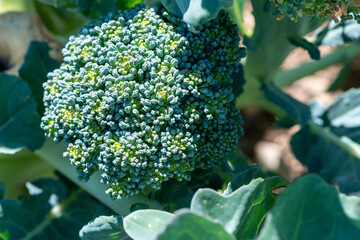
[41, 4, 245, 199]
[1, 0, 360, 239]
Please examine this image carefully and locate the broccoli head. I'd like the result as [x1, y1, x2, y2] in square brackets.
[41, 4, 245, 199]
[271, 0, 360, 21]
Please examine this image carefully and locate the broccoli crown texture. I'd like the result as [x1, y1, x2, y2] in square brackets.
[271, 0, 360, 21]
[41, 4, 245, 198]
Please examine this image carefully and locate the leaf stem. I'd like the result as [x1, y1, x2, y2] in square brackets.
[274, 42, 360, 88]
[20, 188, 83, 240]
[308, 121, 360, 159]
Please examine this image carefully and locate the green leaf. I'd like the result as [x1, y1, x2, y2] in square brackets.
[35, 0, 79, 8]
[0, 182, 4, 200]
[160, 0, 233, 30]
[231, 64, 246, 98]
[339, 193, 360, 228]
[123, 209, 174, 240]
[35, 0, 143, 19]
[291, 125, 360, 193]
[157, 211, 236, 240]
[291, 89, 360, 193]
[191, 177, 286, 239]
[258, 175, 360, 240]
[78, 0, 118, 19]
[0, 178, 99, 240]
[0, 150, 54, 199]
[223, 152, 248, 172]
[78, 0, 142, 19]
[264, 83, 311, 125]
[316, 17, 360, 46]
[223, 164, 260, 195]
[117, 0, 144, 10]
[130, 203, 150, 212]
[19, 41, 60, 115]
[0, 74, 44, 153]
[152, 168, 226, 212]
[288, 36, 320, 60]
[80, 215, 131, 240]
[34, 0, 87, 37]
[325, 88, 360, 128]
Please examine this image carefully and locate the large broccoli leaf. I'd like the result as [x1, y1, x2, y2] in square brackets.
[264, 83, 311, 126]
[191, 177, 285, 240]
[0, 150, 54, 199]
[315, 16, 360, 46]
[124, 210, 174, 240]
[0, 74, 44, 153]
[80, 216, 131, 240]
[258, 175, 360, 239]
[291, 89, 360, 193]
[19, 41, 60, 116]
[124, 168, 285, 240]
[0, 178, 100, 240]
[35, 0, 143, 21]
[156, 211, 236, 240]
[160, 0, 233, 31]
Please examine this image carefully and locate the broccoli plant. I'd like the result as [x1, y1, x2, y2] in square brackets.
[41, 4, 245, 199]
[1, 0, 360, 239]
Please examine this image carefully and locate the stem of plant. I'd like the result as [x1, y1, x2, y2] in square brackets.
[308, 121, 360, 159]
[274, 42, 360, 87]
[35, 138, 163, 215]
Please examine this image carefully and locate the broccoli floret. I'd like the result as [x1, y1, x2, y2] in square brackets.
[271, 0, 360, 21]
[41, 4, 245, 199]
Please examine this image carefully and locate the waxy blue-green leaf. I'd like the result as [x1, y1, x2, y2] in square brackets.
[288, 36, 320, 60]
[0, 74, 44, 153]
[316, 16, 360, 46]
[80, 215, 131, 240]
[34, 1, 87, 37]
[0, 178, 99, 240]
[291, 125, 360, 193]
[0, 182, 4, 200]
[191, 177, 286, 239]
[160, 0, 233, 30]
[291, 89, 360, 193]
[258, 175, 360, 240]
[36, 0, 143, 11]
[265, 83, 311, 126]
[157, 211, 236, 240]
[0, 150, 55, 199]
[19, 41, 60, 115]
[231, 64, 246, 98]
[339, 193, 360, 228]
[325, 88, 360, 128]
[123, 209, 174, 240]
[223, 164, 260, 195]
[35, 0, 79, 8]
